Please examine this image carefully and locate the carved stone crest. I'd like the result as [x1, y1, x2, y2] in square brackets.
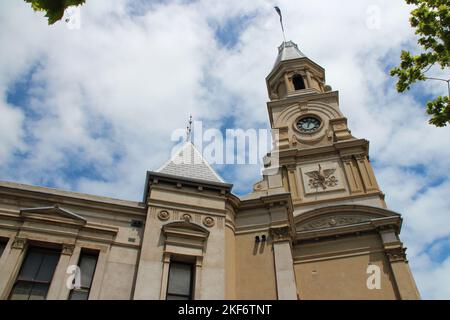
[202, 216, 215, 228]
[305, 164, 338, 190]
[157, 210, 170, 221]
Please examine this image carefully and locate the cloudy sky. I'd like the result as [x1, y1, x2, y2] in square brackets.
[1, 0, 449, 299]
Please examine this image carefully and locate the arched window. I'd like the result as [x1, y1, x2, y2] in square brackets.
[292, 74, 305, 90]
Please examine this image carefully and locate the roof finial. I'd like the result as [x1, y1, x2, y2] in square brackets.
[274, 6, 286, 43]
[185, 115, 193, 142]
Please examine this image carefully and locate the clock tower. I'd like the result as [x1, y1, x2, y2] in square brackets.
[242, 40, 421, 299]
[264, 40, 384, 213]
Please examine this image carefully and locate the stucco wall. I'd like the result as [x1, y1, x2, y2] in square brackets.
[235, 232, 277, 300]
[293, 233, 399, 299]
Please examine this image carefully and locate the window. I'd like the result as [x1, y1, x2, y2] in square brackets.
[292, 74, 305, 90]
[166, 262, 194, 300]
[68, 250, 99, 300]
[0, 239, 7, 258]
[9, 247, 60, 300]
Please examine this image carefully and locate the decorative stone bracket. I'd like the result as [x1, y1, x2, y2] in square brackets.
[385, 246, 408, 263]
[62, 244, 75, 256]
[270, 226, 292, 243]
[11, 237, 27, 250]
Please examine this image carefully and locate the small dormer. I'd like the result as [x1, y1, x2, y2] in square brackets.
[266, 41, 327, 101]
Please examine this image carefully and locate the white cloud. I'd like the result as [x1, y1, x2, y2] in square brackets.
[0, 0, 449, 298]
[0, 99, 25, 163]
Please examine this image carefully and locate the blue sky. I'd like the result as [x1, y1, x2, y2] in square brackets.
[1, 0, 450, 299]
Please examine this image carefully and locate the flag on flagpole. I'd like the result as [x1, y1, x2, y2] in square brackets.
[274, 6, 286, 42]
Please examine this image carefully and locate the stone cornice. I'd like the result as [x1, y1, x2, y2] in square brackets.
[292, 191, 385, 208]
[147, 182, 229, 203]
[266, 56, 325, 83]
[0, 208, 119, 244]
[267, 91, 339, 127]
[272, 138, 369, 165]
[268, 90, 337, 109]
[237, 192, 293, 211]
[0, 180, 146, 216]
[148, 200, 227, 217]
[144, 171, 233, 203]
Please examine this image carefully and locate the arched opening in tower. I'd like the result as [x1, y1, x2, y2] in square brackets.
[293, 74, 306, 90]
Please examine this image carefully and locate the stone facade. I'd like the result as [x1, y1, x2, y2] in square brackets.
[0, 40, 420, 300]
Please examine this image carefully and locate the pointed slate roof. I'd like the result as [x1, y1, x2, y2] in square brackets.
[156, 142, 225, 184]
[273, 40, 306, 68]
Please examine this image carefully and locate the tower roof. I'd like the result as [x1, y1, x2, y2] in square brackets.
[156, 142, 225, 184]
[273, 40, 306, 68]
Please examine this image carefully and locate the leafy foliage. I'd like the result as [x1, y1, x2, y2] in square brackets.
[390, 0, 450, 127]
[24, 0, 85, 25]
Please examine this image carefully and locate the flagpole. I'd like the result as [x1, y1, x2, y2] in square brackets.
[274, 6, 286, 43]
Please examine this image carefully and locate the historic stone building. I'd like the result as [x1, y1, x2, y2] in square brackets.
[0, 40, 420, 300]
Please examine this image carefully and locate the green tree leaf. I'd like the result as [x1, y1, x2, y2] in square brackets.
[391, 0, 450, 127]
[24, 0, 86, 25]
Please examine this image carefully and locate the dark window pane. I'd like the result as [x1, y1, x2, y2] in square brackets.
[69, 289, 89, 300]
[68, 250, 99, 300]
[79, 254, 97, 288]
[167, 263, 192, 296]
[9, 247, 60, 300]
[35, 252, 59, 282]
[18, 250, 43, 281]
[29, 283, 49, 300]
[0, 241, 6, 257]
[9, 281, 32, 300]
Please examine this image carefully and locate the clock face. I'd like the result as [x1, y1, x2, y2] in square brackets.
[296, 117, 321, 133]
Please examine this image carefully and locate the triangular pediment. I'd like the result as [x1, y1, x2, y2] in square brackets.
[161, 220, 209, 254]
[162, 220, 209, 237]
[20, 204, 87, 224]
